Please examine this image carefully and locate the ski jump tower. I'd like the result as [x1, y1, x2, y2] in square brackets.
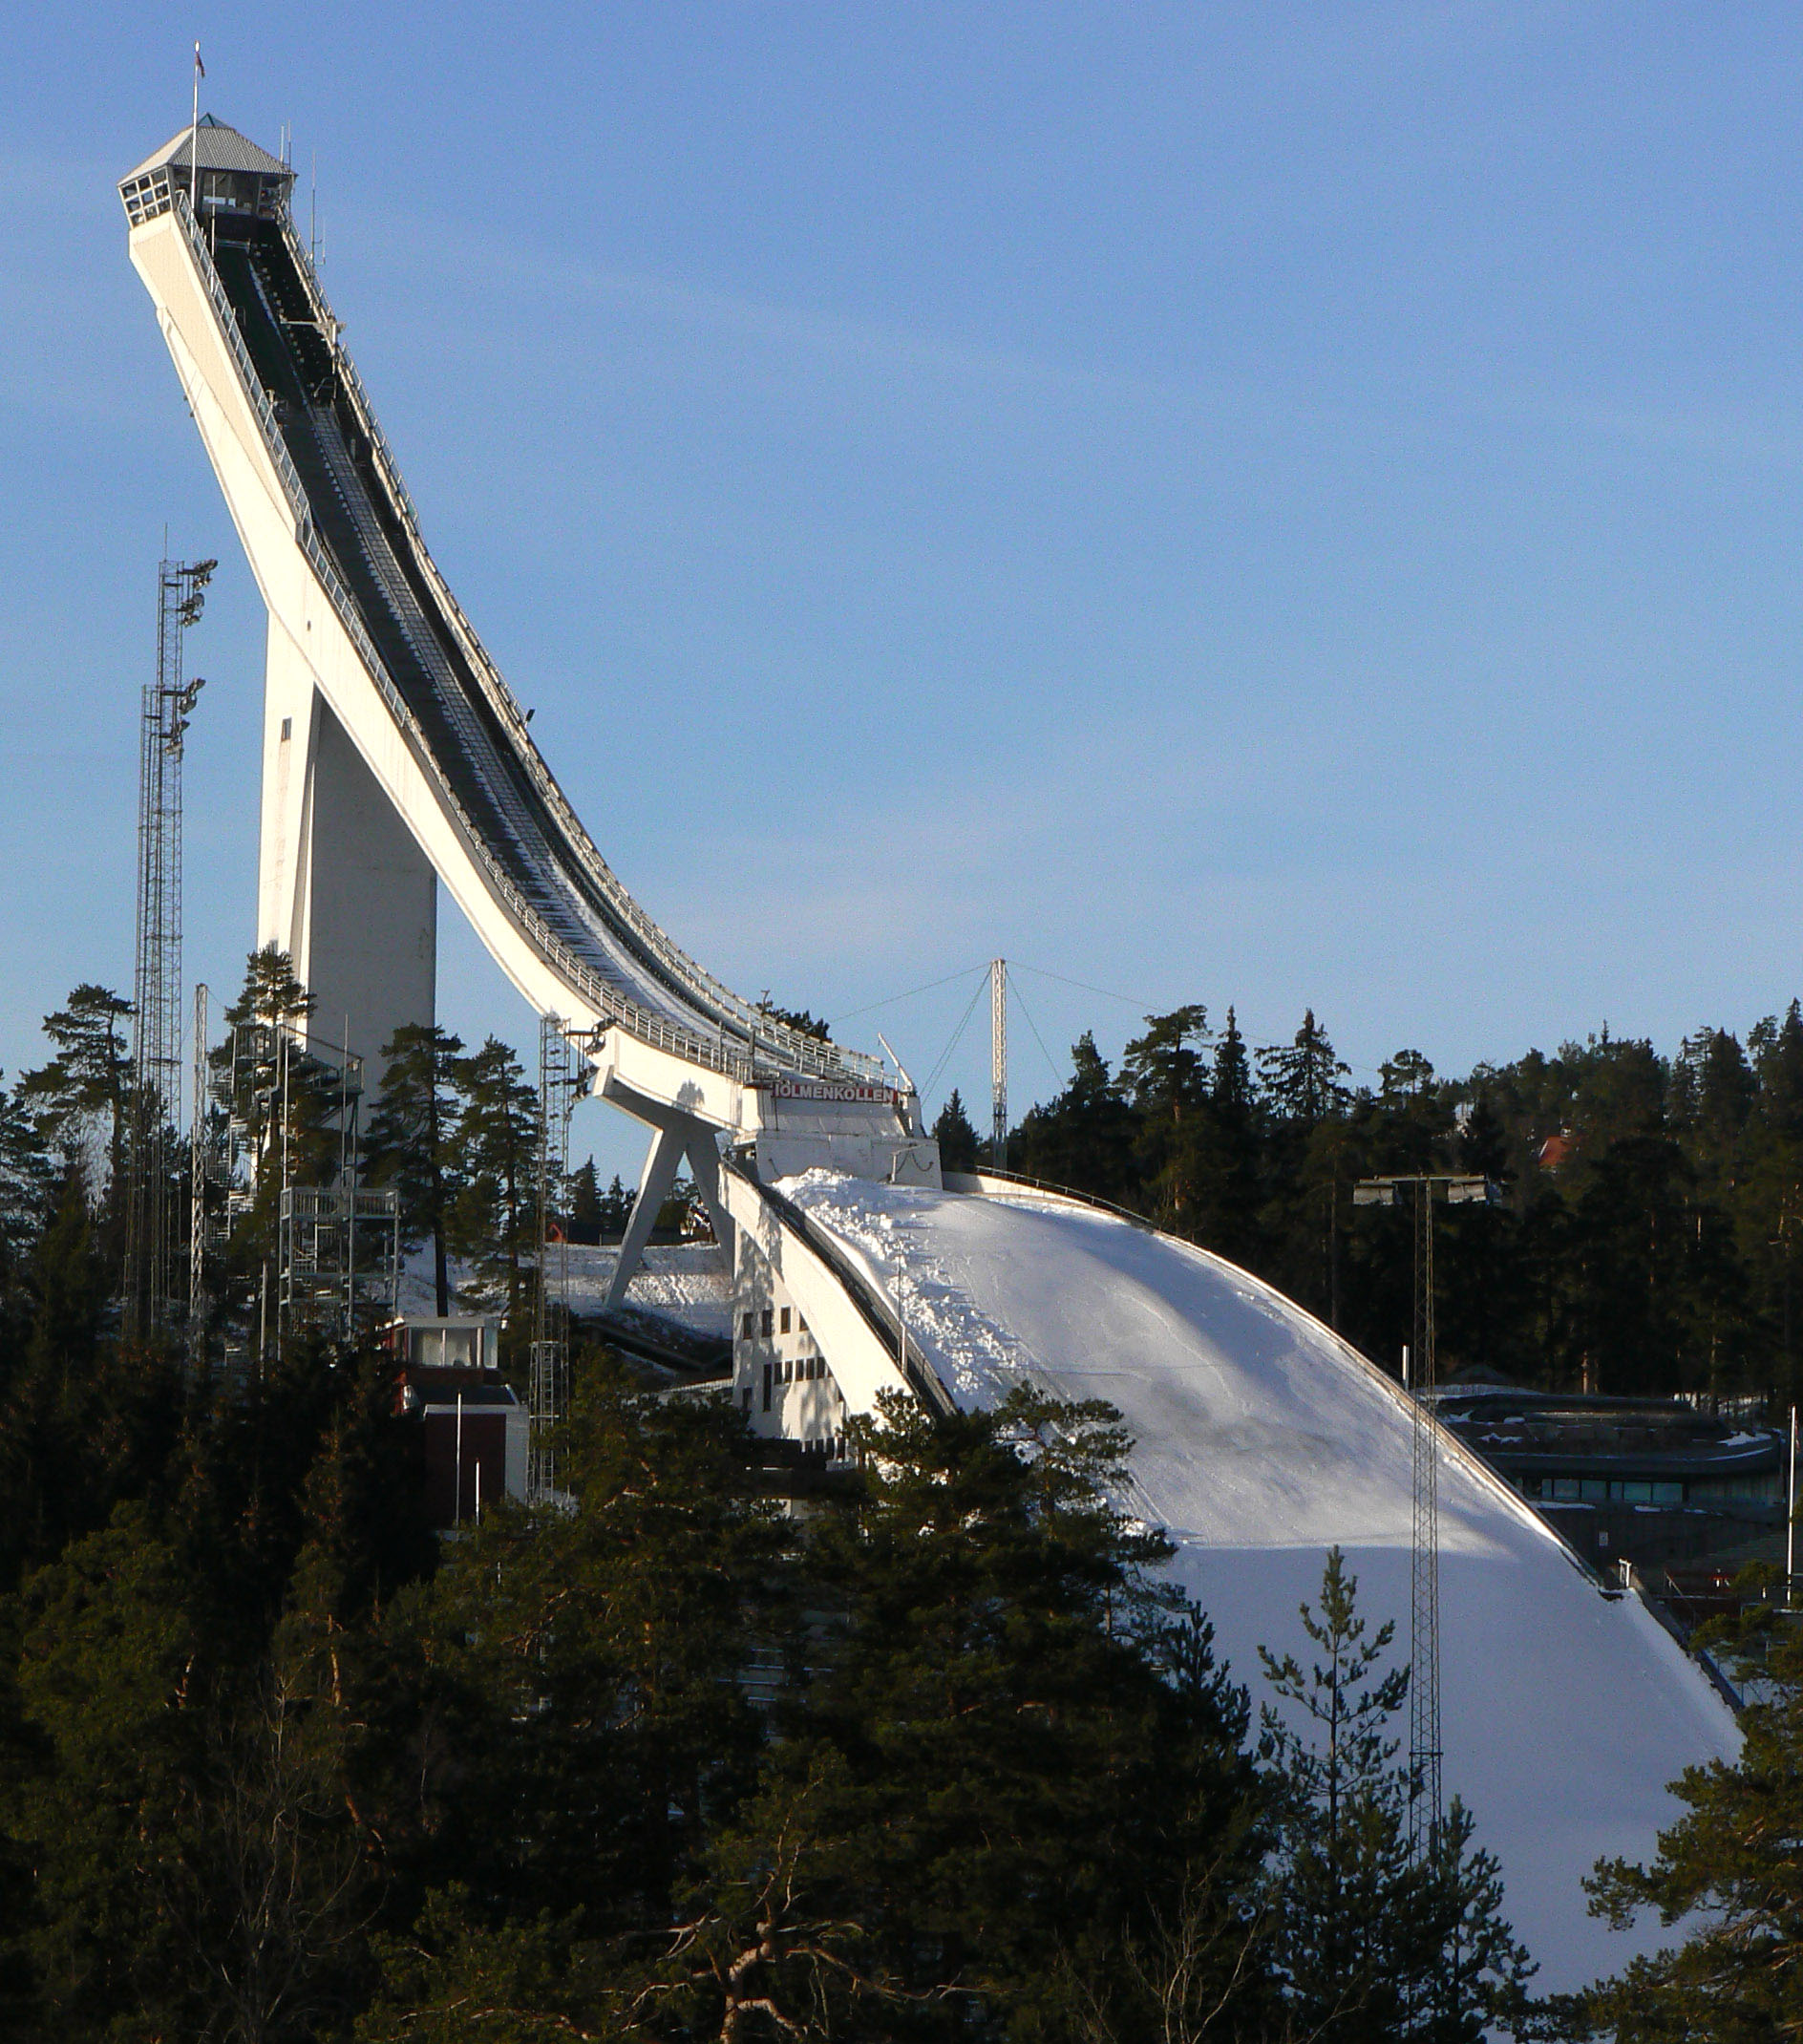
[118, 117, 940, 1309]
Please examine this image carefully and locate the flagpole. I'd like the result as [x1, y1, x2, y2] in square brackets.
[189, 44, 201, 218]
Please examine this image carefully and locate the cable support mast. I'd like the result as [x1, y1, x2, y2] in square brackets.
[990, 958, 1008, 1171]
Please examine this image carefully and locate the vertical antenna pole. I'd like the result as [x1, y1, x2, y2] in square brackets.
[990, 958, 1008, 1173]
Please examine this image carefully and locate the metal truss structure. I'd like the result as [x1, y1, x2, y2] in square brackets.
[530, 1016, 593, 1502]
[122, 555, 211, 1343]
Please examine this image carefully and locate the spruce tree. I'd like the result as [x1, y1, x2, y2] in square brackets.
[932, 1087, 981, 1175]
[567, 1156, 603, 1241]
[1260, 1548, 1534, 2042]
[445, 1037, 539, 1335]
[0, 1071, 53, 1349]
[1012, 1032, 1138, 1204]
[1195, 1006, 1264, 1267]
[1123, 1005, 1211, 1231]
[1258, 1009, 1350, 1129]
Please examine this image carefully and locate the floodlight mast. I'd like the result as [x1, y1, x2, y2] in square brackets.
[123, 555, 214, 1345]
[1350, 1171, 1499, 1870]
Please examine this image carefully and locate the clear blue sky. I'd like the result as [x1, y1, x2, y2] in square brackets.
[4, 4, 1802, 1176]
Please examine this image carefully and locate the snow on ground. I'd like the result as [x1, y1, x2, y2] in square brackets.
[397, 1243, 732, 1340]
[562, 1243, 732, 1336]
[782, 1169, 1738, 1996]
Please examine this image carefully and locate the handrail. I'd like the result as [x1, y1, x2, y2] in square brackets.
[269, 209, 887, 1089]
[159, 187, 759, 1082]
[147, 183, 881, 1091]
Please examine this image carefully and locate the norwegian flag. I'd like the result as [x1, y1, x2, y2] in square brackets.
[194, 43, 204, 79]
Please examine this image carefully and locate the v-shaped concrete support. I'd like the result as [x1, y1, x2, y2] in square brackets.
[603, 1095, 734, 1311]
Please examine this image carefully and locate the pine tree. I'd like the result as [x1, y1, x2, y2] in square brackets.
[736, 1386, 1269, 2037]
[362, 1023, 465, 1316]
[17, 985, 135, 1263]
[1583, 1623, 1803, 2038]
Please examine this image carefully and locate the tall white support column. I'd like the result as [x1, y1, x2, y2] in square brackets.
[258, 617, 436, 1081]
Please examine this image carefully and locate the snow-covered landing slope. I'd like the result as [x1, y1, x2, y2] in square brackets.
[783, 1171, 1737, 1994]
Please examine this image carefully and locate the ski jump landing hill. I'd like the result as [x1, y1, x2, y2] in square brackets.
[122, 118, 1736, 1991]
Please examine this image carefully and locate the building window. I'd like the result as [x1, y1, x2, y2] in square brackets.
[780, 1307, 792, 1334]
[741, 1387, 753, 1415]
[741, 1312, 753, 1339]
[761, 1308, 773, 1338]
[762, 1363, 772, 1413]
[799, 1315, 809, 1336]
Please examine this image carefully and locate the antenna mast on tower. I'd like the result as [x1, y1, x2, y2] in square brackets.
[123, 556, 212, 1343]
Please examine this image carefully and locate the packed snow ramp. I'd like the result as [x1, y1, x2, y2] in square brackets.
[783, 1171, 1739, 1995]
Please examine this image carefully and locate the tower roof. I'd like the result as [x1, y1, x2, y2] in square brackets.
[122, 115, 290, 186]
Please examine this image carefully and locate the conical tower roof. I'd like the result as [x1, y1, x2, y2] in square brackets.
[122, 114, 288, 186]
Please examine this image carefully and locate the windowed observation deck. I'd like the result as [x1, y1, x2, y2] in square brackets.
[120, 116, 294, 229]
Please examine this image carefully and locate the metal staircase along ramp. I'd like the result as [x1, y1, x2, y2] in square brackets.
[118, 125, 927, 1179]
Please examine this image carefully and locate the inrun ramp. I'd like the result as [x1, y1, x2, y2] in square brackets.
[118, 117, 928, 1192]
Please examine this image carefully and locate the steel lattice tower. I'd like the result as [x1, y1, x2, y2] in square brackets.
[530, 1016, 591, 1502]
[1354, 1169, 1495, 1860]
[1409, 1181, 1443, 1856]
[123, 556, 212, 1343]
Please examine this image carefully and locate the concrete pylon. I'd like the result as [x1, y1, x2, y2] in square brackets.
[604, 1097, 734, 1310]
[258, 616, 435, 1081]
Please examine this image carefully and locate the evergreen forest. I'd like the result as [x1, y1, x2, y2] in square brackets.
[936, 1000, 1803, 1405]
[3, 959, 1803, 2036]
